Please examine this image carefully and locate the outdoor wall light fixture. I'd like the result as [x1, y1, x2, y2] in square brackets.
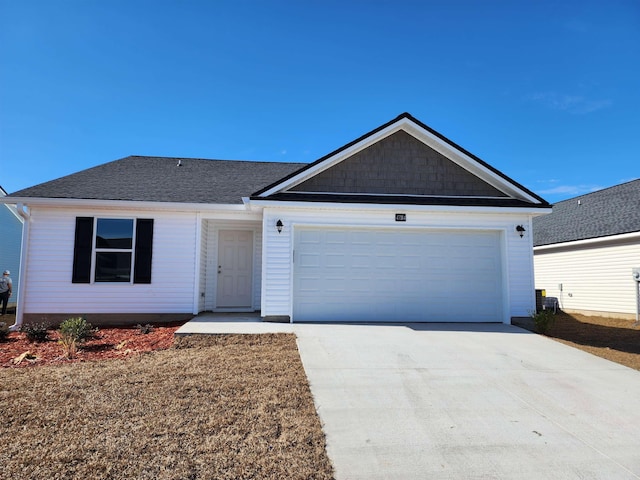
[276, 219, 284, 234]
[516, 225, 526, 238]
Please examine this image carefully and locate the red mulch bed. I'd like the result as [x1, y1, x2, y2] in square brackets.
[1, 322, 183, 368]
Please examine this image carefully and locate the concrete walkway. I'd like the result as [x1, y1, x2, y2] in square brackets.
[177, 317, 640, 479]
[175, 312, 294, 334]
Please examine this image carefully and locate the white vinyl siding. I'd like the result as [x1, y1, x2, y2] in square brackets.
[261, 207, 536, 322]
[507, 217, 535, 316]
[23, 207, 198, 314]
[534, 237, 640, 315]
[261, 213, 292, 316]
[20, 202, 537, 321]
[197, 218, 208, 312]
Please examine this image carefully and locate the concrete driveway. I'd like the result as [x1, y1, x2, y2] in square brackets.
[294, 323, 640, 480]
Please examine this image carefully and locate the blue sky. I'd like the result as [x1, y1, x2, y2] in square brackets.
[1, 0, 638, 203]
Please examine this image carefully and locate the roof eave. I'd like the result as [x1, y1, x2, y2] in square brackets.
[250, 192, 552, 209]
[534, 230, 640, 250]
[1, 196, 250, 212]
[249, 197, 552, 215]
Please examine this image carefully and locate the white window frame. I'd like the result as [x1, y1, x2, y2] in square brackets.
[91, 217, 137, 284]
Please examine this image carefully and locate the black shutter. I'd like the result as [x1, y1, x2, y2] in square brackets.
[72, 217, 94, 283]
[134, 219, 154, 284]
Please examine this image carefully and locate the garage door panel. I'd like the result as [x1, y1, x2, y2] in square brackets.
[325, 253, 347, 268]
[352, 232, 371, 244]
[351, 253, 371, 267]
[325, 231, 348, 244]
[293, 228, 503, 322]
[375, 255, 397, 269]
[351, 278, 373, 294]
[476, 283, 501, 296]
[298, 252, 321, 268]
[474, 256, 499, 267]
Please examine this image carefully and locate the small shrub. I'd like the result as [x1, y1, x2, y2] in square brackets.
[136, 323, 154, 334]
[0, 322, 8, 342]
[21, 322, 49, 342]
[58, 317, 96, 359]
[531, 309, 556, 334]
[59, 317, 95, 342]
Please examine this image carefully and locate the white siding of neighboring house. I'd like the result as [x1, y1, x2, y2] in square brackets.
[261, 206, 538, 322]
[534, 235, 640, 316]
[22, 206, 199, 315]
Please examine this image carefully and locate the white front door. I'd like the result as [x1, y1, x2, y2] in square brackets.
[217, 230, 253, 308]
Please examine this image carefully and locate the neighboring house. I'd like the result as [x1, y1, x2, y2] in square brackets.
[533, 179, 640, 319]
[0, 185, 24, 308]
[3, 113, 550, 327]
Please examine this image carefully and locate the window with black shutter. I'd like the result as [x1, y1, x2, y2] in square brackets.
[72, 217, 154, 284]
[134, 219, 153, 284]
[72, 217, 94, 283]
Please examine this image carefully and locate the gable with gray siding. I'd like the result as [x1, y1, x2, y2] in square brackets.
[290, 131, 508, 197]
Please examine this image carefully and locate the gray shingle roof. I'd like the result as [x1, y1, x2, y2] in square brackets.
[7, 156, 305, 204]
[533, 179, 640, 246]
[6, 113, 552, 209]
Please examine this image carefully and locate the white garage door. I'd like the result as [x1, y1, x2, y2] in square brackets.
[293, 228, 504, 322]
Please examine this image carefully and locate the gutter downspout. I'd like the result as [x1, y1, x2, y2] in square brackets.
[9, 203, 30, 332]
[192, 212, 202, 315]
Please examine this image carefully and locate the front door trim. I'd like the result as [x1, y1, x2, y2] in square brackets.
[215, 229, 254, 311]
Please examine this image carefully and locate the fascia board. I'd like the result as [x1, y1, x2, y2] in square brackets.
[1, 197, 250, 212]
[251, 199, 551, 215]
[534, 231, 640, 251]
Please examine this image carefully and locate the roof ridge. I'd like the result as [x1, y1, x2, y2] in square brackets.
[6, 155, 305, 204]
[125, 155, 305, 166]
[554, 177, 640, 204]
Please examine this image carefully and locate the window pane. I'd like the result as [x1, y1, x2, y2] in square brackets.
[95, 252, 132, 282]
[96, 219, 133, 249]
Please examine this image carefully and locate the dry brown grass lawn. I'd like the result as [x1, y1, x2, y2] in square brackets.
[0, 333, 334, 480]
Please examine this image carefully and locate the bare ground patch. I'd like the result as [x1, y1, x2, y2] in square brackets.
[516, 312, 640, 371]
[0, 333, 334, 480]
[545, 312, 640, 371]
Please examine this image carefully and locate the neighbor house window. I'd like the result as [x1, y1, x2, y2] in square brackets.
[72, 217, 154, 284]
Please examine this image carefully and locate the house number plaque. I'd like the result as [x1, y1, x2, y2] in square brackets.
[395, 214, 406, 222]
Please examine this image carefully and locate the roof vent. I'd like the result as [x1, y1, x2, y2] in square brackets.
[577, 199, 581, 205]
[176, 160, 182, 167]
